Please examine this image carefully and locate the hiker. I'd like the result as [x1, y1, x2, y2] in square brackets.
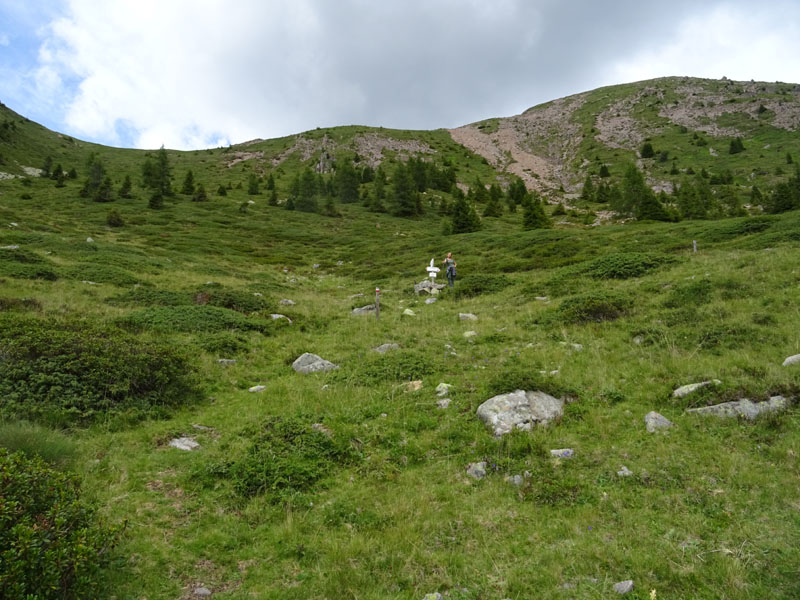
[442, 252, 457, 287]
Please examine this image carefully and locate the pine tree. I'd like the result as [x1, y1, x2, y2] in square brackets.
[41, 156, 52, 178]
[483, 184, 503, 217]
[94, 176, 113, 202]
[106, 208, 124, 227]
[192, 184, 208, 202]
[450, 194, 481, 233]
[389, 162, 419, 217]
[640, 142, 655, 158]
[119, 175, 132, 198]
[247, 173, 260, 195]
[148, 191, 164, 209]
[266, 173, 275, 190]
[507, 177, 527, 212]
[181, 170, 195, 195]
[268, 188, 278, 206]
[580, 174, 595, 203]
[599, 164, 610, 178]
[729, 137, 745, 154]
[294, 168, 318, 213]
[142, 146, 172, 197]
[335, 159, 359, 204]
[80, 159, 106, 198]
[522, 193, 551, 230]
[217, 185, 227, 197]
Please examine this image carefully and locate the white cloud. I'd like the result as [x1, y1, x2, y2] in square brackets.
[26, 0, 800, 150]
[611, 4, 800, 86]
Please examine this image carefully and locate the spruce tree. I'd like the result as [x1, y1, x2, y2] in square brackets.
[483, 184, 503, 217]
[522, 193, 551, 230]
[640, 142, 655, 158]
[450, 194, 481, 234]
[247, 173, 260, 195]
[142, 146, 172, 197]
[389, 162, 418, 217]
[580, 175, 595, 203]
[294, 168, 318, 213]
[192, 184, 208, 202]
[94, 176, 113, 202]
[181, 170, 195, 195]
[335, 159, 359, 204]
[119, 175, 132, 198]
[266, 173, 275, 190]
[268, 188, 278, 206]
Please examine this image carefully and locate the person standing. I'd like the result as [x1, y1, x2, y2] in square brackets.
[442, 252, 457, 287]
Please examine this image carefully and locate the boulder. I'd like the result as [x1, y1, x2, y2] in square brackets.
[550, 448, 574, 458]
[437, 398, 451, 409]
[373, 343, 400, 354]
[351, 304, 376, 315]
[685, 396, 790, 420]
[644, 411, 673, 432]
[782, 354, 800, 367]
[459, 313, 478, 321]
[414, 279, 446, 295]
[476, 390, 564, 436]
[292, 352, 339, 374]
[248, 385, 266, 392]
[270, 313, 292, 323]
[436, 383, 452, 397]
[279, 299, 296, 306]
[425, 297, 437, 304]
[672, 380, 721, 398]
[617, 465, 633, 477]
[463, 330, 478, 339]
[402, 308, 416, 316]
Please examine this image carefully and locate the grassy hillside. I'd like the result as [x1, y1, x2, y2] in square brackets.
[1, 81, 800, 599]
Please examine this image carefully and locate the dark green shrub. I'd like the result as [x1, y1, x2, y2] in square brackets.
[117, 305, 269, 333]
[0, 248, 58, 281]
[61, 263, 140, 286]
[453, 274, 511, 299]
[227, 417, 358, 501]
[197, 331, 250, 355]
[346, 350, 440, 384]
[0, 297, 42, 312]
[663, 279, 713, 308]
[192, 288, 268, 314]
[0, 422, 77, 467]
[0, 450, 124, 599]
[578, 252, 676, 279]
[106, 209, 124, 227]
[0, 315, 200, 426]
[556, 291, 632, 323]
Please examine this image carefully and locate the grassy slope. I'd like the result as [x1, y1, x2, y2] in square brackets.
[1, 84, 800, 599]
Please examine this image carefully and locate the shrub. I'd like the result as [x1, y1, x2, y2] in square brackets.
[556, 291, 632, 323]
[347, 350, 439, 384]
[226, 417, 358, 501]
[0, 248, 59, 281]
[61, 263, 140, 286]
[0, 315, 200, 426]
[197, 331, 250, 355]
[117, 305, 269, 333]
[0, 297, 42, 312]
[663, 279, 713, 308]
[0, 450, 124, 599]
[106, 209, 124, 227]
[578, 252, 676, 279]
[192, 288, 268, 314]
[0, 421, 77, 467]
[453, 274, 511, 299]
[107, 287, 189, 307]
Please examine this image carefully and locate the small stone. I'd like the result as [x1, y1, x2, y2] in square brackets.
[466, 462, 487, 480]
[613, 580, 634, 595]
[216, 359, 236, 365]
[644, 411, 673, 432]
[253, 292, 263, 296]
[169, 437, 199, 451]
[633, 335, 644, 345]
[422, 594, 443, 600]
[550, 448, 574, 459]
[194, 587, 212, 597]
[348, 293, 364, 299]
[374, 343, 400, 354]
[247, 200, 255, 205]
[437, 398, 451, 409]
[191, 424, 213, 431]
[86, 237, 94, 243]
[402, 308, 416, 316]
[506, 474, 524, 487]
[0, 244, 19, 249]
[782, 354, 800, 367]
[292, 353, 339, 373]
[435, 383, 452, 397]
[686, 396, 790, 420]
[617, 465, 633, 477]
[459, 313, 478, 321]
[570, 343, 583, 351]
[311, 423, 333, 437]
[279, 299, 296, 306]
[535, 296, 549, 301]
[463, 330, 478, 339]
[312, 263, 320, 269]
[352, 305, 376, 315]
[672, 380, 721, 398]
[248, 385, 266, 392]
[270, 314, 292, 323]
[336, 260, 344, 266]
[404, 380, 423, 392]
[425, 297, 437, 304]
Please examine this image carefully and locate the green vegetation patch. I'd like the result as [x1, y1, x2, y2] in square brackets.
[453, 273, 512, 298]
[344, 349, 441, 384]
[61, 262, 141, 286]
[0, 315, 199, 426]
[224, 417, 359, 502]
[0, 247, 58, 280]
[0, 450, 124, 600]
[577, 251, 677, 279]
[116, 305, 269, 333]
[556, 290, 633, 324]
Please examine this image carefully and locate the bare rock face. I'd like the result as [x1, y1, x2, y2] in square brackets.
[292, 353, 339, 374]
[476, 390, 564, 436]
[686, 396, 790, 420]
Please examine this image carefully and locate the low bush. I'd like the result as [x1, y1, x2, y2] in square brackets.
[197, 331, 251, 355]
[0, 422, 78, 467]
[556, 290, 633, 323]
[663, 279, 713, 308]
[61, 263, 140, 286]
[0, 248, 58, 280]
[0, 297, 42, 312]
[0, 315, 200, 426]
[117, 305, 269, 334]
[107, 287, 189, 307]
[0, 450, 124, 599]
[192, 288, 268, 314]
[226, 417, 359, 501]
[345, 350, 440, 384]
[578, 251, 676, 279]
[453, 274, 512, 298]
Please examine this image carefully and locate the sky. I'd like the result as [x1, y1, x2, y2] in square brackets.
[1, 0, 799, 150]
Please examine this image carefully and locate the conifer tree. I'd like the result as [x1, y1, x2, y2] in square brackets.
[247, 173, 260, 195]
[192, 184, 208, 202]
[450, 194, 481, 233]
[483, 184, 503, 217]
[389, 162, 419, 217]
[94, 176, 113, 202]
[142, 146, 172, 197]
[182, 170, 195, 195]
[217, 185, 227, 197]
[580, 174, 595, 203]
[335, 158, 359, 204]
[522, 193, 551, 230]
[266, 173, 275, 190]
[268, 188, 278, 206]
[294, 168, 318, 213]
[119, 175, 132, 198]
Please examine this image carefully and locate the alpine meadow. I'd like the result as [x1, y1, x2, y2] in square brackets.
[1, 76, 799, 600]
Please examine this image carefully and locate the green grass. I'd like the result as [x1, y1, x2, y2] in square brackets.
[1, 85, 800, 598]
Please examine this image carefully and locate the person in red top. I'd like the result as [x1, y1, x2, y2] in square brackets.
[442, 252, 457, 287]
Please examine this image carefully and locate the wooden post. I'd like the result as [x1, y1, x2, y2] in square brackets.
[693, 240, 697, 253]
[375, 288, 380, 321]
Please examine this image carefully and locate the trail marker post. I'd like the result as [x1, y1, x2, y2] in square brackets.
[375, 288, 380, 321]
[693, 240, 697, 253]
[426, 258, 440, 283]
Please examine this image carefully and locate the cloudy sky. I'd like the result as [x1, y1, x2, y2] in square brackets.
[1, 0, 799, 150]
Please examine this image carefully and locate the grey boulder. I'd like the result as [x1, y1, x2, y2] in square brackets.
[644, 411, 673, 432]
[477, 390, 564, 436]
[292, 353, 339, 374]
[686, 396, 790, 420]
